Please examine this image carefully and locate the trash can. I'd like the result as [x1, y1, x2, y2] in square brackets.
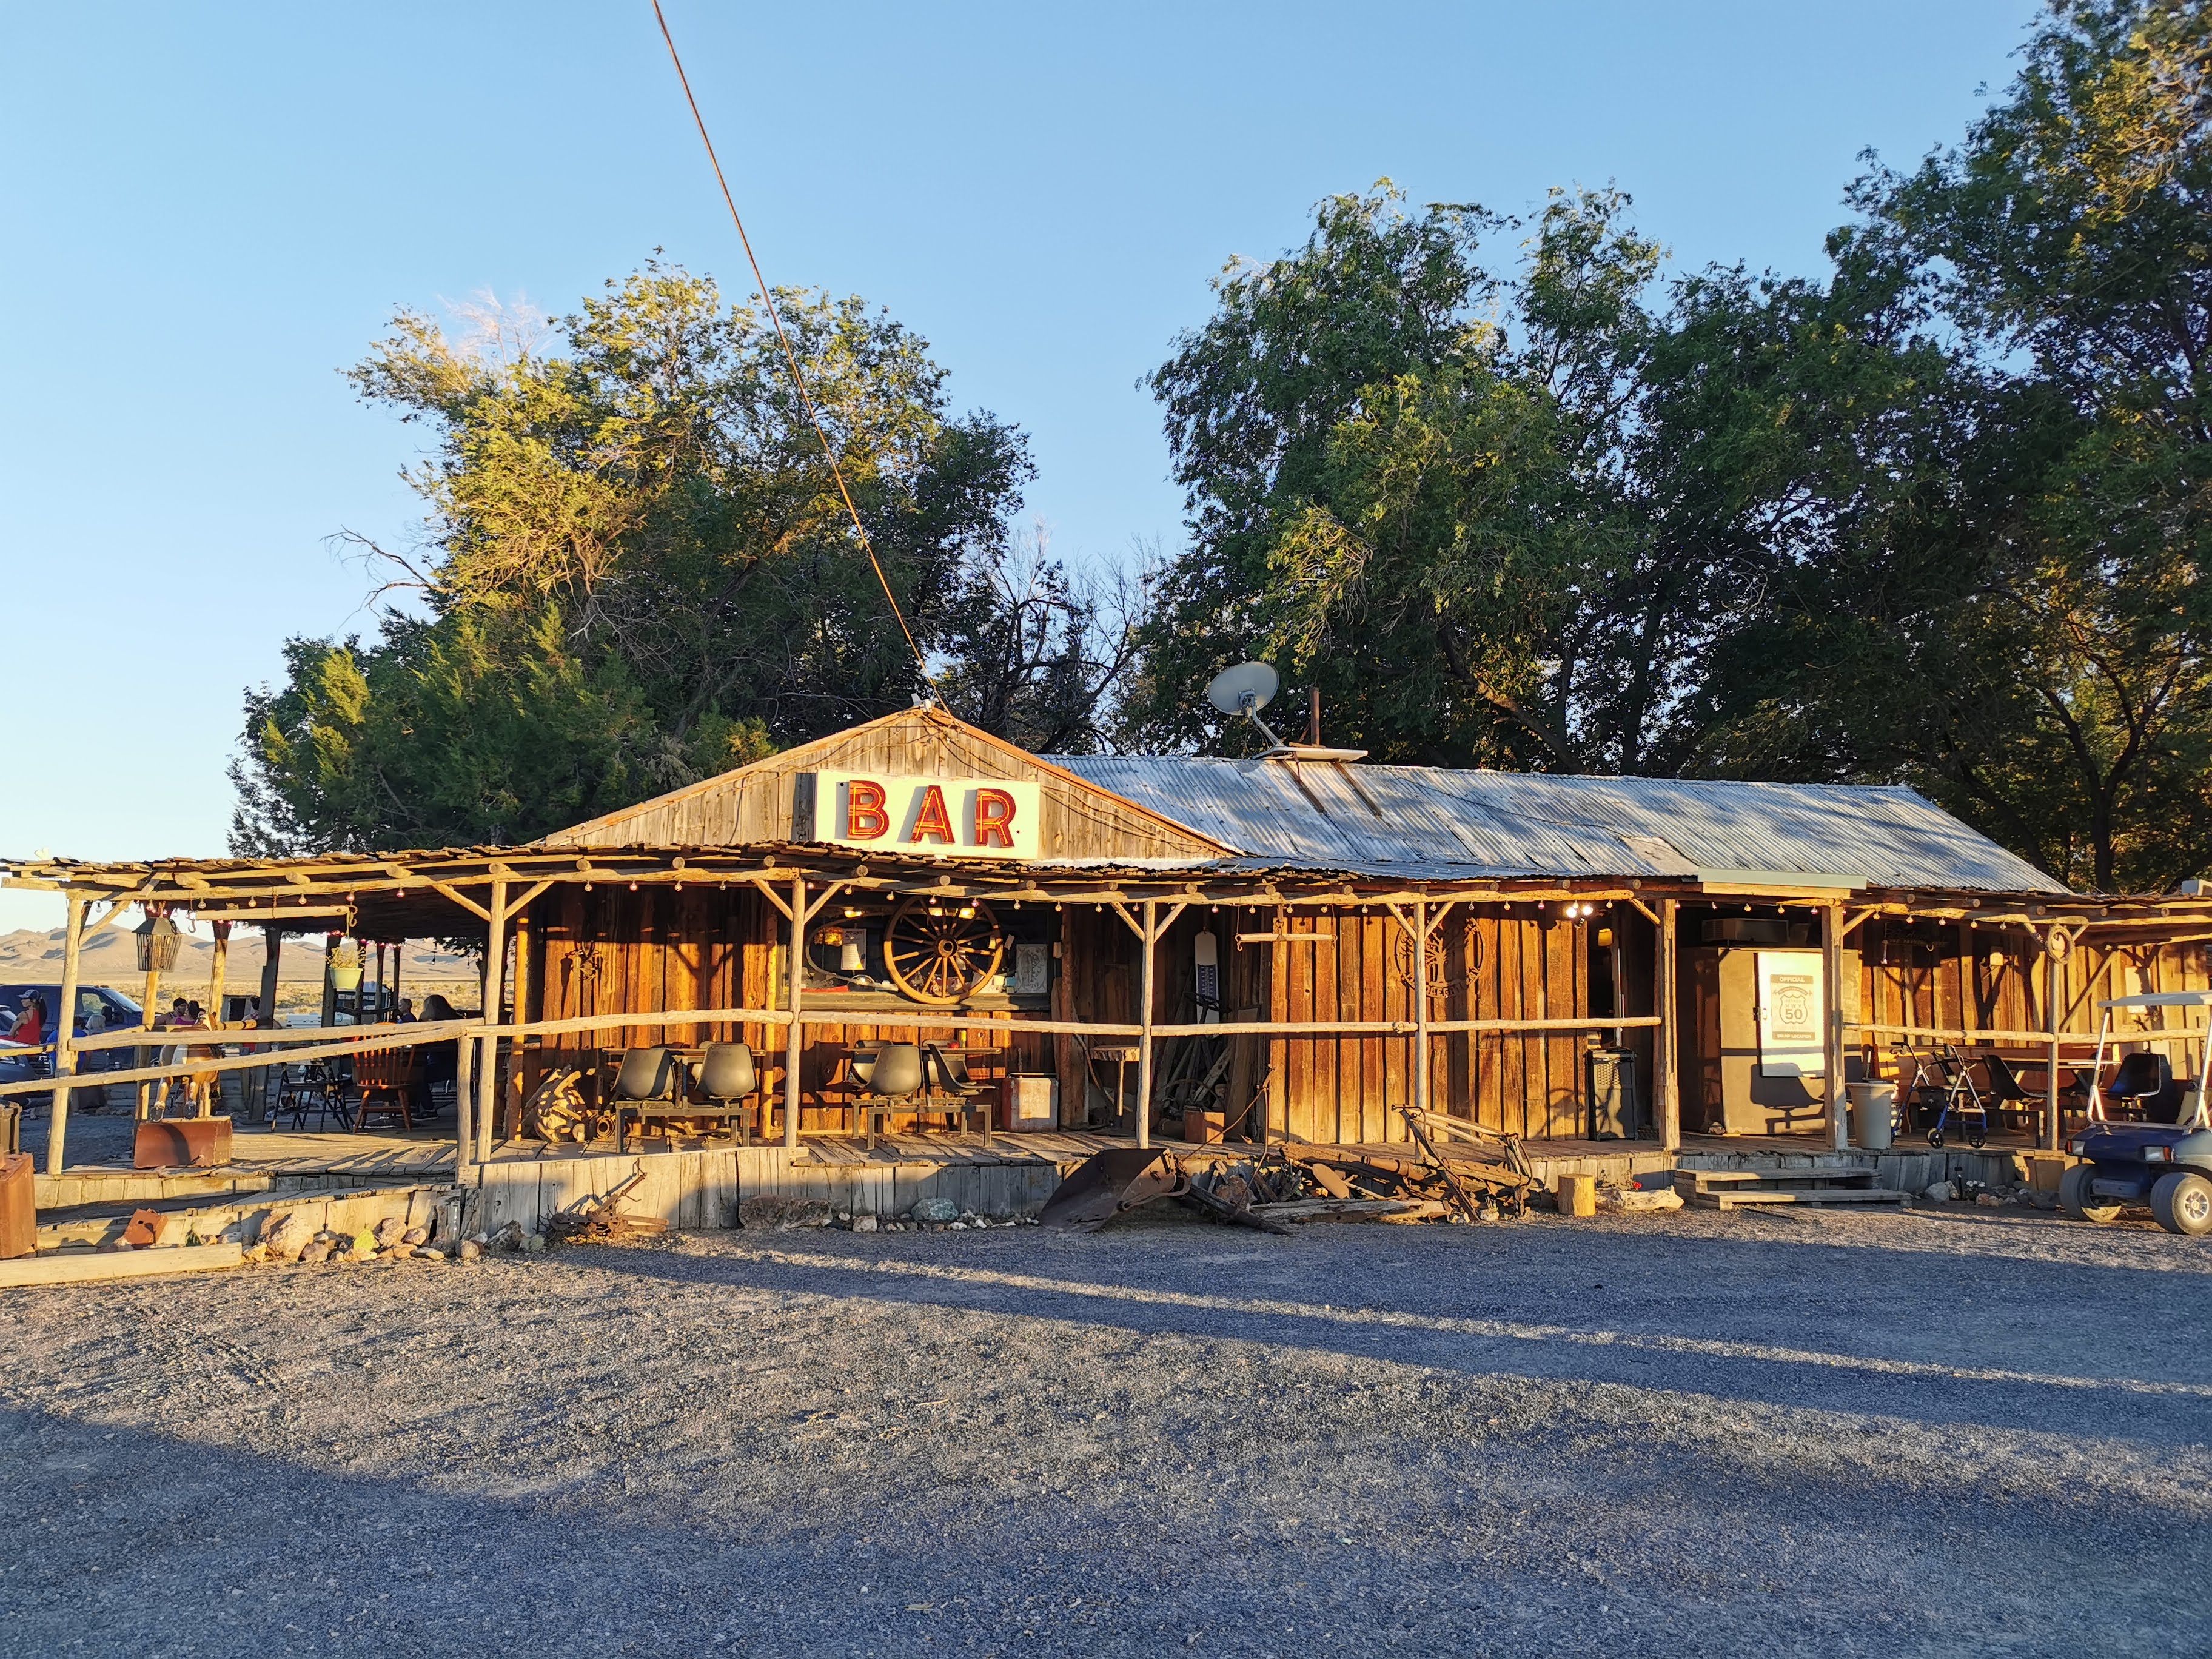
[1845, 1082, 1896, 1150]
[1587, 1046, 1642, 1141]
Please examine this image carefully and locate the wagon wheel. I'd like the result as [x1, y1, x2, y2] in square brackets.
[882, 897, 1005, 1005]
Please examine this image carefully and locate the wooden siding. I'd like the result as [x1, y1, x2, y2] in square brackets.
[1855, 917, 2212, 1056]
[534, 708, 1226, 862]
[1270, 903, 1600, 1145]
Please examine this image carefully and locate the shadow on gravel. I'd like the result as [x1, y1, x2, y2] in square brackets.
[569, 1230, 2212, 1447]
[0, 1393, 2202, 1659]
[0, 1406, 1079, 1655]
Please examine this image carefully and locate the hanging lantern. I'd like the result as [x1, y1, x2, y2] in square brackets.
[135, 911, 181, 973]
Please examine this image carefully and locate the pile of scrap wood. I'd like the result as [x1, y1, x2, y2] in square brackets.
[1274, 1111, 1535, 1224]
[1039, 1112, 1537, 1233]
[545, 1165, 669, 1245]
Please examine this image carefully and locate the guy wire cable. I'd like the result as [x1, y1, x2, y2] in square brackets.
[649, 0, 940, 699]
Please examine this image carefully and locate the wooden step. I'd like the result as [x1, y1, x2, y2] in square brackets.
[1693, 1187, 1908, 1210]
[1675, 1167, 1876, 1195]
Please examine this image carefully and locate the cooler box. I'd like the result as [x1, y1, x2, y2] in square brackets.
[999, 1075, 1057, 1132]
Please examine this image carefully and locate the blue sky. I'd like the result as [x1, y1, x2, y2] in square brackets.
[0, 0, 2042, 934]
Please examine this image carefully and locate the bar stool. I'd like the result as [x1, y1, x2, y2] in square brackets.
[851, 1044, 925, 1151]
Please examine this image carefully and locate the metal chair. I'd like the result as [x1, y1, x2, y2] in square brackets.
[618, 1041, 759, 1151]
[609, 1047, 687, 1151]
[923, 1044, 994, 1146]
[1980, 1053, 2040, 1135]
[2106, 1051, 2179, 1122]
[278, 1061, 347, 1131]
[850, 1043, 925, 1150]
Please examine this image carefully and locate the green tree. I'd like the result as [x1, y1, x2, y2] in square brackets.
[1130, 184, 1926, 776]
[234, 263, 1115, 852]
[1746, 0, 2212, 890]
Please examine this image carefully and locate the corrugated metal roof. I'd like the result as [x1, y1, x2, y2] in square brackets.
[1047, 757, 2069, 895]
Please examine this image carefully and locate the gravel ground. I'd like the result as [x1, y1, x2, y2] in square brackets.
[1, 1202, 2208, 1657]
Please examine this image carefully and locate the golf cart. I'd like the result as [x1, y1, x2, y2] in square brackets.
[2061, 990, 2212, 1236]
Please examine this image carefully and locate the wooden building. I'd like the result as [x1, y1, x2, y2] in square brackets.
[7, 707, 2212, 1185]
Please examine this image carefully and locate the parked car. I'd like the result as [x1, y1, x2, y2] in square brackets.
[0, 982, 146, 1085]
[2062, 990, 2212, 1236]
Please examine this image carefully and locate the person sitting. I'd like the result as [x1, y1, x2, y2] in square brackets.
[416, 994, 460, 1110]
[394, 996, 418, 1024]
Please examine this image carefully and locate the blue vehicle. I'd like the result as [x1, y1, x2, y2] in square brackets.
[2062, 991, 2212, 1236]
[0, 982, 146, 1087]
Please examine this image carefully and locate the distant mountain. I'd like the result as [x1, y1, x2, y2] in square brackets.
[0, 927, 477, 990]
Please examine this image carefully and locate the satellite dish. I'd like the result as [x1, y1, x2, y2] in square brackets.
[1205, 661, 1279, 717]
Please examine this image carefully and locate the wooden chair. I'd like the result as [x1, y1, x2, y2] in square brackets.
[350, 1048, 421, 1131]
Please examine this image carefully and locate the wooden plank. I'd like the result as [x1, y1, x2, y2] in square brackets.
[1702, 1188, 1908, 1209]
[0, 1243, 244, 1287]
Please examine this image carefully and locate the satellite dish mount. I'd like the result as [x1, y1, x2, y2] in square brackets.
[1204, 662, 1285, 749]
[1202, 662, 1367, 762]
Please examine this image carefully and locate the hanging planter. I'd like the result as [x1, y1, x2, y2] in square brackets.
[329, 939, 364, 993]
[135, 911, 181, 974]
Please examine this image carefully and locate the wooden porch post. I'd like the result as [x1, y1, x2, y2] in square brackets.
[45, 894, 85, 1176]
[1265, 904, 1288, 1144]
[1823, 900, 1849, 1150]
[2044, 939, 2062, 1151]
[503, 911, 532, 1142]
[136, 959, 161, 1122]
[1412, 898, 1430, 1126]
[454, 1016, 475, 1179]
[783, 873, 805, 1150]
[474, 877, 508, 1166]
[257, 926, 282, 1028]
[1136, 898, 1158, 1150]
[1656, 897, 1680, 1151]
[199, 922, 230, 1118]
[252, 925, 283, 1121]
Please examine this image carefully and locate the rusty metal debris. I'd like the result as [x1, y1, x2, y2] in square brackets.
[545, 1164, 669, 1244]
[1041, 1117, 1537, 1235]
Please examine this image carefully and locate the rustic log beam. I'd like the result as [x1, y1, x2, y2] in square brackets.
[384, 864, 492, 923]
[474, 877, 508, 1165]
[1657, 896, 1680, 1153]
[783, 873, 805, 1150]
[45, 894, 86, 1175]
[1136, 897, 1157, 1150]
[1825, 899, 1849, 1151]
[0, 1021, 474, 1100]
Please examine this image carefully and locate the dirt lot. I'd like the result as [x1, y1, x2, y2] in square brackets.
[1, 1202, 2207, 1657]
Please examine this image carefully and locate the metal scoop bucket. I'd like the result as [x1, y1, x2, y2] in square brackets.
[1037, 1147, 1184, 1230]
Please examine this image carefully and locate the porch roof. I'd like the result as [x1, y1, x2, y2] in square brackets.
[1050, 756, 2072, 897]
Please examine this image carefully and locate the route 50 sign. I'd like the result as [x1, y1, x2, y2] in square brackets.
[806, 773, 1042, 859]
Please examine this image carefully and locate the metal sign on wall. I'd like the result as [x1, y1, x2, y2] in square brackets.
[806, 773, 1042, 859]
[1755, 950, 1825, 1078]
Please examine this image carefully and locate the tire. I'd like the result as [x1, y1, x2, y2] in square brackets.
[2151, 1171, 2212, 1236]
[1968, 1126, 1986, 1150]
[1928, 1130, 1945, 1149]
[2060, 1163, 2123, 1224]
